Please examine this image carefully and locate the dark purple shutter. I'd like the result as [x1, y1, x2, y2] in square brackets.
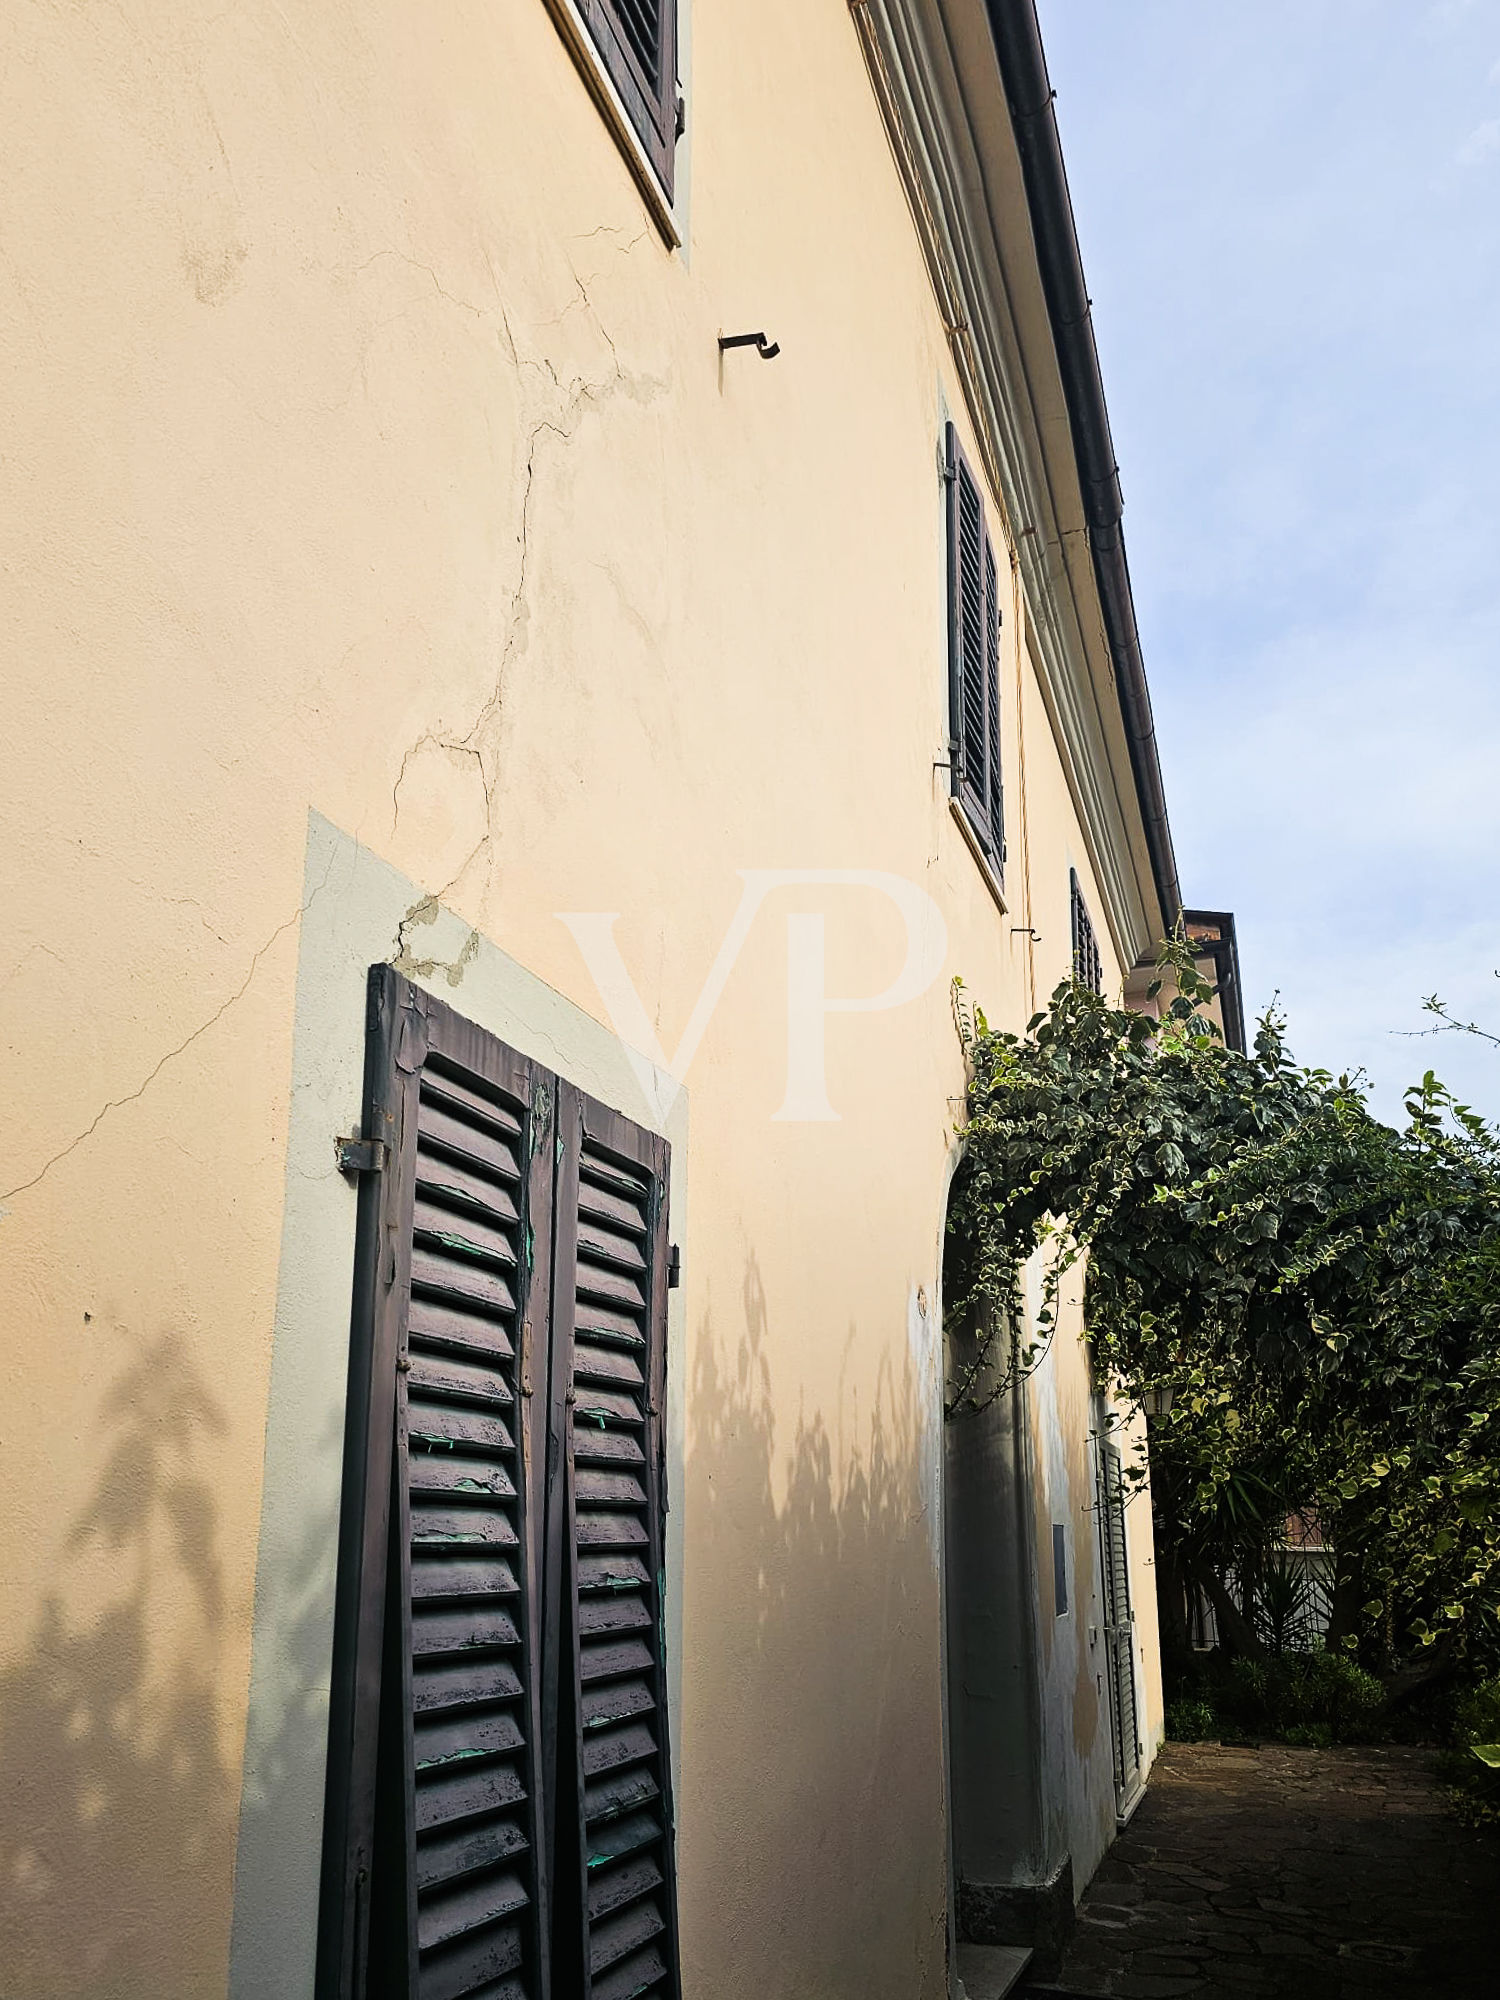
[320, 967, 554, 2000]
[1070, 870, 1103, 995]
[577, 0, 679, 197]
[548, 1086, 681, 2000]
[945, 423, 1004, 874]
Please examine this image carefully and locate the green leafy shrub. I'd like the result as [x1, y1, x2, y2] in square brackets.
[1212, 1648, 1383, 1741]
[1443, 1677, 1500, 1830]
[1165, 1697, 1217, 1741]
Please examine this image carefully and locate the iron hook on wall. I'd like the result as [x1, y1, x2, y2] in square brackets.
[718, 331, 781, 360]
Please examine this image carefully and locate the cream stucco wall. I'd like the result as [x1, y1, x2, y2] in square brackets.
[0, 4, 1162, 1995]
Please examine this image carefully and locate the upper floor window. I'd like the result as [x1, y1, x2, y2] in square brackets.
[577, 0, 680, 200]
[1070, 868, 1103, 994]
[944, 424, 1005, 877]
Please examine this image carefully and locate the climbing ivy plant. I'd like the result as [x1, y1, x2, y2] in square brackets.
[946, 946, 1500, 1687]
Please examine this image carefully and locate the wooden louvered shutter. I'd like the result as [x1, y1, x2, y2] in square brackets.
[548, 1087, 681, 2000]
[577, 0, 679, 198]
[1070, 869, 1103, 995]
[1097, 1443, 1142, 1816]
[320, 966, 554, 2000]
[945, 423, 1003, 873]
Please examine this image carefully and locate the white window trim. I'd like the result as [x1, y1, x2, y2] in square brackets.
[542, 0, 692, 249]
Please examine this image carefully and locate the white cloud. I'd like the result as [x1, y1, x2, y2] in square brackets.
[1457, 116, 1500, 164]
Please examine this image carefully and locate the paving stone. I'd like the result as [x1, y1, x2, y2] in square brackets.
[1033, 1743, 1500, 2000]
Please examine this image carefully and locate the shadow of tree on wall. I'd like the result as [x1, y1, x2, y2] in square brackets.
[0, 1334, 238, 1999]
[225, 1407, 345, 1997]
[680, 1254, 947, 2000]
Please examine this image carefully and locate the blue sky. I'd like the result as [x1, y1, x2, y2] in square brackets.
[1038, 0, 1500, 1122]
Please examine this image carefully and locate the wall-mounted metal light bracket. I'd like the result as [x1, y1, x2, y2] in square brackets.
[718, 331, 781, 360]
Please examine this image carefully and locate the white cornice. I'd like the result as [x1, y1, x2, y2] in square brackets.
[851, 0, 1163, 970]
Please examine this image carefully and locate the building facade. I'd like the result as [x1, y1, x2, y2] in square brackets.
[0, 4, 1225, 1995]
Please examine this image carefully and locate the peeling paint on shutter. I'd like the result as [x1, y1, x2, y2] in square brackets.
[550, 1088, 681, 2000]
[320, 967, 554, 2000]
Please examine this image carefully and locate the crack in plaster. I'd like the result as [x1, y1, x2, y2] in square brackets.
[0, 853, 337, 1209]
[387, 239, 665, 935]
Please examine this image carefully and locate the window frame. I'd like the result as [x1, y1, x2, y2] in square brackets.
[944, 422, 1006, 888]
[545, 0, 682, 232]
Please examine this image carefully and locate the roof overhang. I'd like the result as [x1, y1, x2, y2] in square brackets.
[852, 0, 1182, 966]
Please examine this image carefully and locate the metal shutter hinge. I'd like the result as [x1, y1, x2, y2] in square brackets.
[337, 1134, 388, 1177]
[667, 1244, 681, 1289]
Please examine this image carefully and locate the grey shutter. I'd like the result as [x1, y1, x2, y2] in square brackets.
[320, 967, 554, 2000]
[945, 423, 1004, 872]
[549, 1087, 681, 2000]
[1097, 1443, 1142, 1815]
[578, 0, 679, 197]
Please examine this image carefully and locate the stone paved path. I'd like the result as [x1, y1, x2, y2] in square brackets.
[1025, 1741, 1500, 1998]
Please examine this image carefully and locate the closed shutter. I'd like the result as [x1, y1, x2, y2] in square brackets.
[1070, 869, 1103, 995]
[945, 423, 1003, 872]
[320, 967, 554, 2000]
[1097, 1443, 1142, 1815]
[578, 0, 679, 198]
[549, 1086, 681, 2000]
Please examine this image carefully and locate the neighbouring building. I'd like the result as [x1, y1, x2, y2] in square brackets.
[0, 5, 1239, 1997]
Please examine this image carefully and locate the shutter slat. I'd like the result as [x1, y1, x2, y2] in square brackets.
[577, 1596, 653, 1639]
[576, 1509, 650, 1549]
[413, 1658, 523, 1716]
[578, 1179, 649, 1237]
[410, 1249, 517, 1317]
[408, 1452, 516, 1500]
[416, 1815, 529, 1892]
[590, 1899, 665, 1975]
[409, 1297, 514, 1362]
[419, 1871, 529, 1953]
[585, 1810, 663, 1870]
[573, 1429, 646, 1468]
[415, 1199, 519, 1269]
[587, 1852, 664, 1923]
[409, 1352, 515, 1409]
[416, 1709, 525, 1772]
[412, 1505, 518, 1549]
[574, 1346, 646, 1389]
[416, 1156, 521, 1225]
[413, 1606, 522, 1657]
[582, 1678, 656, 1732]
[577, 1554, 651, 1594]
[411, 1554, 520, 1601]
[581, 1721, 657, 1779]
[417, 1102, 522, 1182]
[417, 1920, 524, 2000]
[592, 1941, 668, 2000]
[420, 1064, 524, 1136]
[574, 1384, 644, 1427]
[417, 1760, 528, 1834]
[576, 1468, 648, 1508]
[580, 1637, 655, 1683]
